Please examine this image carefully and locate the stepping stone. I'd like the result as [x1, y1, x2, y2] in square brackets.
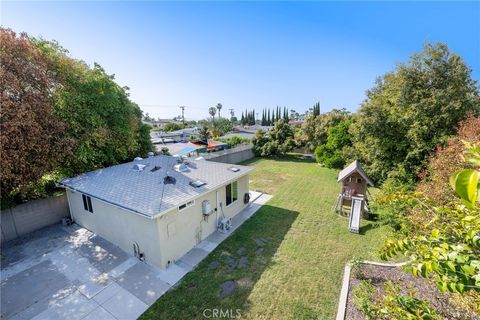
[224, 256, 237, 269]
[238, 256, 248, 269]
[255, 248, 264, 256]
[208, 261, 221, 270]
[254, 238, 266, 247]
[237, 247, 246, 255]
[219, 280, 237, 299]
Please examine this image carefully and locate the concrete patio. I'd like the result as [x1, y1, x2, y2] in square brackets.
[1, 192, 272, 320]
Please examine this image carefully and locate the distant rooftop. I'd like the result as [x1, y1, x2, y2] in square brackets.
[58, 155, 253, 218]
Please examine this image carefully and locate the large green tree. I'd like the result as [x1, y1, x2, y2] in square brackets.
[252, 119, 295, 156]
[351, 43, 480, 184]
[0, 29, 71, 198]
[35, 39, 152, 175]
[314, 120, 353, 169]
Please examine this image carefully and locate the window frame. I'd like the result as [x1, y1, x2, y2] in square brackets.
[82, 194, 93, 213]
[225, 181, 238, 207]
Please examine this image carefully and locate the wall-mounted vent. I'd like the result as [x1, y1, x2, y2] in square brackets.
[150, 166, 161, 172]
[190, 179, 206, 188]
[228, 167, 240, 172]
[174, 163, 189, 172]
[132, 164, 146, 171]
[164, 176, 176, 185]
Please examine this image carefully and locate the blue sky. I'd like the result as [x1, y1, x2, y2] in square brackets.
[2, 1, 479, 120]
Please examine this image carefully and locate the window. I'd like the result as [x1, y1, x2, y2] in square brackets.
[226, 181, 238, 206]
[356, 178, 363, 183]
[178, 200, 195, 211]
[82, 194, 93, 213]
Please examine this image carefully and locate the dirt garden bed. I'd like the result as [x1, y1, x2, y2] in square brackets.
[345, 263, 479, 320]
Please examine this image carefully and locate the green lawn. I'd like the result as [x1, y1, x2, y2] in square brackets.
[141, 156, 392, 320]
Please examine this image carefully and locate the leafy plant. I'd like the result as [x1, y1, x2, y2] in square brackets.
[380, 281, 440, 320]
[352, 279, 379, 319]
[381, 144, 480, 294]
[353, 280, 440, 320]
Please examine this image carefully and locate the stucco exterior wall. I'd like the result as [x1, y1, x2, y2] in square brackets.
[66, 190, 163, 268]
[156, 174, 250, 268]
[66, 174, 250, 269]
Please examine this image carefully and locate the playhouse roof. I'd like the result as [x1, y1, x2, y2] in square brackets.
[58, 155, 253, 219]
[337, 160, 374, 187]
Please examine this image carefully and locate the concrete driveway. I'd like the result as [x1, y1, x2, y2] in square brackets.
[1, 192, 271, 320]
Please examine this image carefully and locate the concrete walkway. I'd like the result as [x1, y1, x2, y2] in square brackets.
[1, 192, 271, 320]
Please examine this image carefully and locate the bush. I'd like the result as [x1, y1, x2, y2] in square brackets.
[252, 119, 295, 157]
[353, 280, 439, 320]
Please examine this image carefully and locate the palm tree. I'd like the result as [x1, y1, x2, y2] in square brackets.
[208, 107, 217, 120]
[216, 103, 223, 118]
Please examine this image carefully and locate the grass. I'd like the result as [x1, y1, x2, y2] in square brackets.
[141, 156, 393, 320]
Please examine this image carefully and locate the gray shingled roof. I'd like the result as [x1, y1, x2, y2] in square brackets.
[58, 155, 253, 219]
[337, 160, 374, 187]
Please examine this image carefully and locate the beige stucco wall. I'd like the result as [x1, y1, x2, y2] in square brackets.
[66, 174, 250, 269]
[66, 189, 163, 268]
[155, 174, 250, 268]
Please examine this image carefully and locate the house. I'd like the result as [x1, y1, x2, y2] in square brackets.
[192, 139, 228, 152]
[58, 155, 253, 269]
[288, 117, 305, 125]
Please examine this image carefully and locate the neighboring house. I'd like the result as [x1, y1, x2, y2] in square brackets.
[150, 127, 199, 144]
[58, 155, 253, 269]
[191, 139, 228, 152]
[288, 117, 305, 125]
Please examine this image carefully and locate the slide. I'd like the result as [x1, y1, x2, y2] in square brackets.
[349, 198, 362, 233]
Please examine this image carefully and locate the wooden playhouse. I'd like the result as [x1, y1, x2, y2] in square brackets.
[334, 160, 374, 233]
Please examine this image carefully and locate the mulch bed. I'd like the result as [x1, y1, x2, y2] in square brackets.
[345, 263, 479, 320]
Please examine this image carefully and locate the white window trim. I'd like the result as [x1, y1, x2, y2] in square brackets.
[178, 200, 195, 212]
[225, 181, 238, 207]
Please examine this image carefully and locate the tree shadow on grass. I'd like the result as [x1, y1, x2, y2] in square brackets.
[140, 205, 299, 320]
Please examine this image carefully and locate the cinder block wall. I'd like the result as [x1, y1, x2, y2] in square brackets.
[206, 147, 255, 164]
[0, 194, 70, 244]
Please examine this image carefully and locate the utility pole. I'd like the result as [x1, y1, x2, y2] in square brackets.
[179, 106, 185, 124]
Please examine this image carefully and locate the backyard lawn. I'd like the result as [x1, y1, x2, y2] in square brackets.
[141, 156, 392, 320]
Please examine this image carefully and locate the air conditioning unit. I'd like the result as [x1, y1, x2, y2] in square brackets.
[218, 217, 232, 233]
[202, 200, 212, 216]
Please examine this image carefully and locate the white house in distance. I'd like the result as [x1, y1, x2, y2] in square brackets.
[58, 155, 253, 269]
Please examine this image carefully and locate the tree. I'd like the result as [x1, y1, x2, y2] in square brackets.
[163, 122, 185, 132]
[0, 28, 71, 199]
[216, 103, 222, 118]
[312, 102, 321, 116]
[34, 38, 152, 175]
[381, 143, 480, 295]
[208, 107, 217, 121]
[199, 125, 209, 141]
[416, 115, 480, 205]
[351, 43, 480, 184]
[252, 119, 295, 156]
[298, 108, 351, 151]
[314, 120, 353, 169]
